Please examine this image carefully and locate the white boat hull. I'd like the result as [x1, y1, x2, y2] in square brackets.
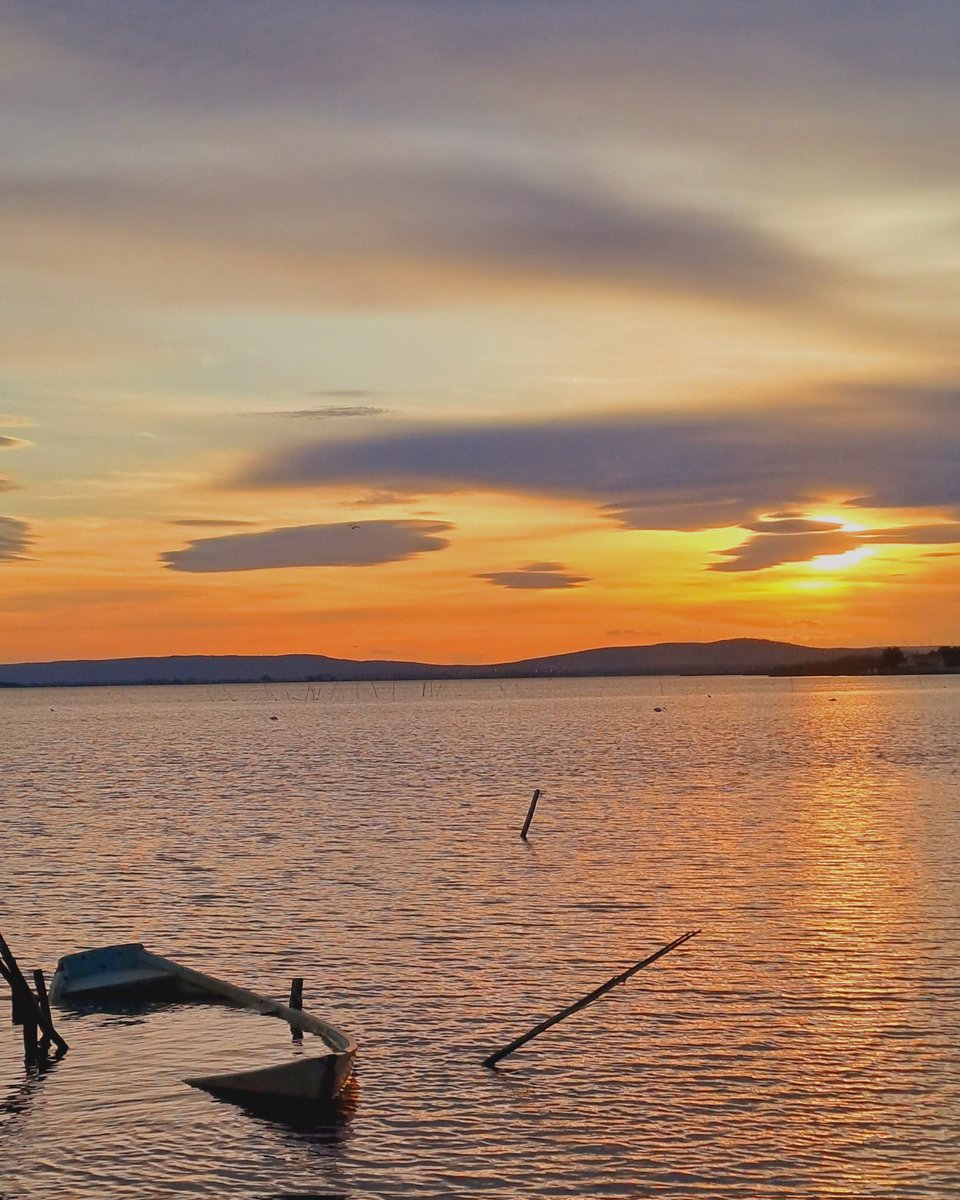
[49, 943, 356, 1105]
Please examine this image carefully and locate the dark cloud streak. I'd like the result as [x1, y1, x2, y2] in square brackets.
[161, 519, 452, 573]
[713, 518, 960, 572]
[256, 406, 388, 420]
[0, 516, 30, 561]
[476, 562, 590, 590]
[0, 162, 853, 317]
[232, 383, 960, 532]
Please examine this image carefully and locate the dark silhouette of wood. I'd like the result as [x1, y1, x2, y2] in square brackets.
[520, 788, 542, 840]
[289, 977, 304, 1043]
[33, 970, 53, 1056]
[0, 932, 68, 1057]
[482, 929, 700, 1068]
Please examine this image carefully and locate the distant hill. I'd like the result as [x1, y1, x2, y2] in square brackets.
[0, 639, 874, 688]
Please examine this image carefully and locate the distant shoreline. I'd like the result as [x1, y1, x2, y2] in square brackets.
[2, 669, 956, 691]
[0, 637, 956, 689]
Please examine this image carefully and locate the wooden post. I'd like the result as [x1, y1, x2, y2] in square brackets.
[289, 977, 304, 1043]
[0, 933, 68, 1057]
[520, 788, 542, 840]
[21, 1005, 39, 1061]
[482, 929, 700, 1068]
[33, 970, 53, 1056]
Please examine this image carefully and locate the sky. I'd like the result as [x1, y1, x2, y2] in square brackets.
[2, 0, 959, 664]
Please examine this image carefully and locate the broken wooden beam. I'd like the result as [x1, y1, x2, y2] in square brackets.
[482, 929, 700, 1068]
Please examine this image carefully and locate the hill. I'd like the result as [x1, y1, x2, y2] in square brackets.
[0, 639, 873, 688]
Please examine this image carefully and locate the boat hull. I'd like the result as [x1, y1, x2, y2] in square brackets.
[186, 1051, 355, 1103]
[49, 942, 356, 1105]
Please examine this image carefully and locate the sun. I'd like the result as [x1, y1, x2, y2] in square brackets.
[808, 545, 875, 572]
[801, 512, 875, 572]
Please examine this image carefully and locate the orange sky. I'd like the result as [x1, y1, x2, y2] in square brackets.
[2, 3, 959, 663]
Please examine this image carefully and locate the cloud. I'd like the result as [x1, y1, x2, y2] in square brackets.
[161, 518, 452, 573]
[0, 159, 853, 319]
[710, 530, 862, 572]
[6, 1, 958, 194]
[341, 489, 421, 508]
[712, 519, 960, 572]
[257, 406, 388, 419]
[167, 518, 258, 528]
[0, 477, 17, 492]
[740, 517, 844, 534]
[3, 3, 958, 356]
[232, 382, 960, 532]
[0, 516, 30, 561]
[0, 436, 29, 449]
[861, 523, 960, 545]
[476, 562, 591, 590]
[304, 390, 379, 400]
[0, 415, 31, 428]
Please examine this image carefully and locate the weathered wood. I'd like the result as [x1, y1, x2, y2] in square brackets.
[482, 929, 700, 1068]
[138, 952, 350, 1055]
[289, 977, 304, 1043]
[0, 932, 69, 1056]
[520, 788, 542, 840]
[21, 1006, 39, 1060]
[33, 970, 53, 1056]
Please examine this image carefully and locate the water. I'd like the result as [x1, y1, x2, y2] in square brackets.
[2, 675, 960, 1198]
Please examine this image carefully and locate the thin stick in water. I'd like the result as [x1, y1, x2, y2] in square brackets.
[520, 788, 542, 840]
[482, 929, 700, 1068]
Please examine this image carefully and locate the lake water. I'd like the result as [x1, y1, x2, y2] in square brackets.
[2, 675, 959, 1198]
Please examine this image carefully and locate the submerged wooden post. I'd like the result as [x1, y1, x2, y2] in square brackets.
[6, 966, 38, 1060]
[0, 932, 68, 1057]
[289, 977, 304, 1043]
[21, 1004, 39, 1060]
[482, 929, 700, 1068]
[33, 969, 53, 1056]
[520, 788, 542, 840]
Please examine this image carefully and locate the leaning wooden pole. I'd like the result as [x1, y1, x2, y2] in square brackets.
[482, 929, 700, 1068]
[520, 788, 542, 840]
[0, 932, 69, 1057]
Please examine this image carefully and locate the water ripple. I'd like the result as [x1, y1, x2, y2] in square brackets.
[2, 676, 959, 1197]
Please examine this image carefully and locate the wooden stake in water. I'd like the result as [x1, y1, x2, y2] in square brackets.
[32, 969, 53, 1056]
[482, 929, 700, 1068]
[0, 932, 69, 1058]
[289, 977, 304, 1043]
[520, 788, 542, 840]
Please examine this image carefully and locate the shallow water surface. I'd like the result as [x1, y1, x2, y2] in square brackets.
[2, 676, 960, 1197]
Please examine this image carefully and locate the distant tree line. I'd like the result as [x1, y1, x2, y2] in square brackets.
[773, 646, 960, 676]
